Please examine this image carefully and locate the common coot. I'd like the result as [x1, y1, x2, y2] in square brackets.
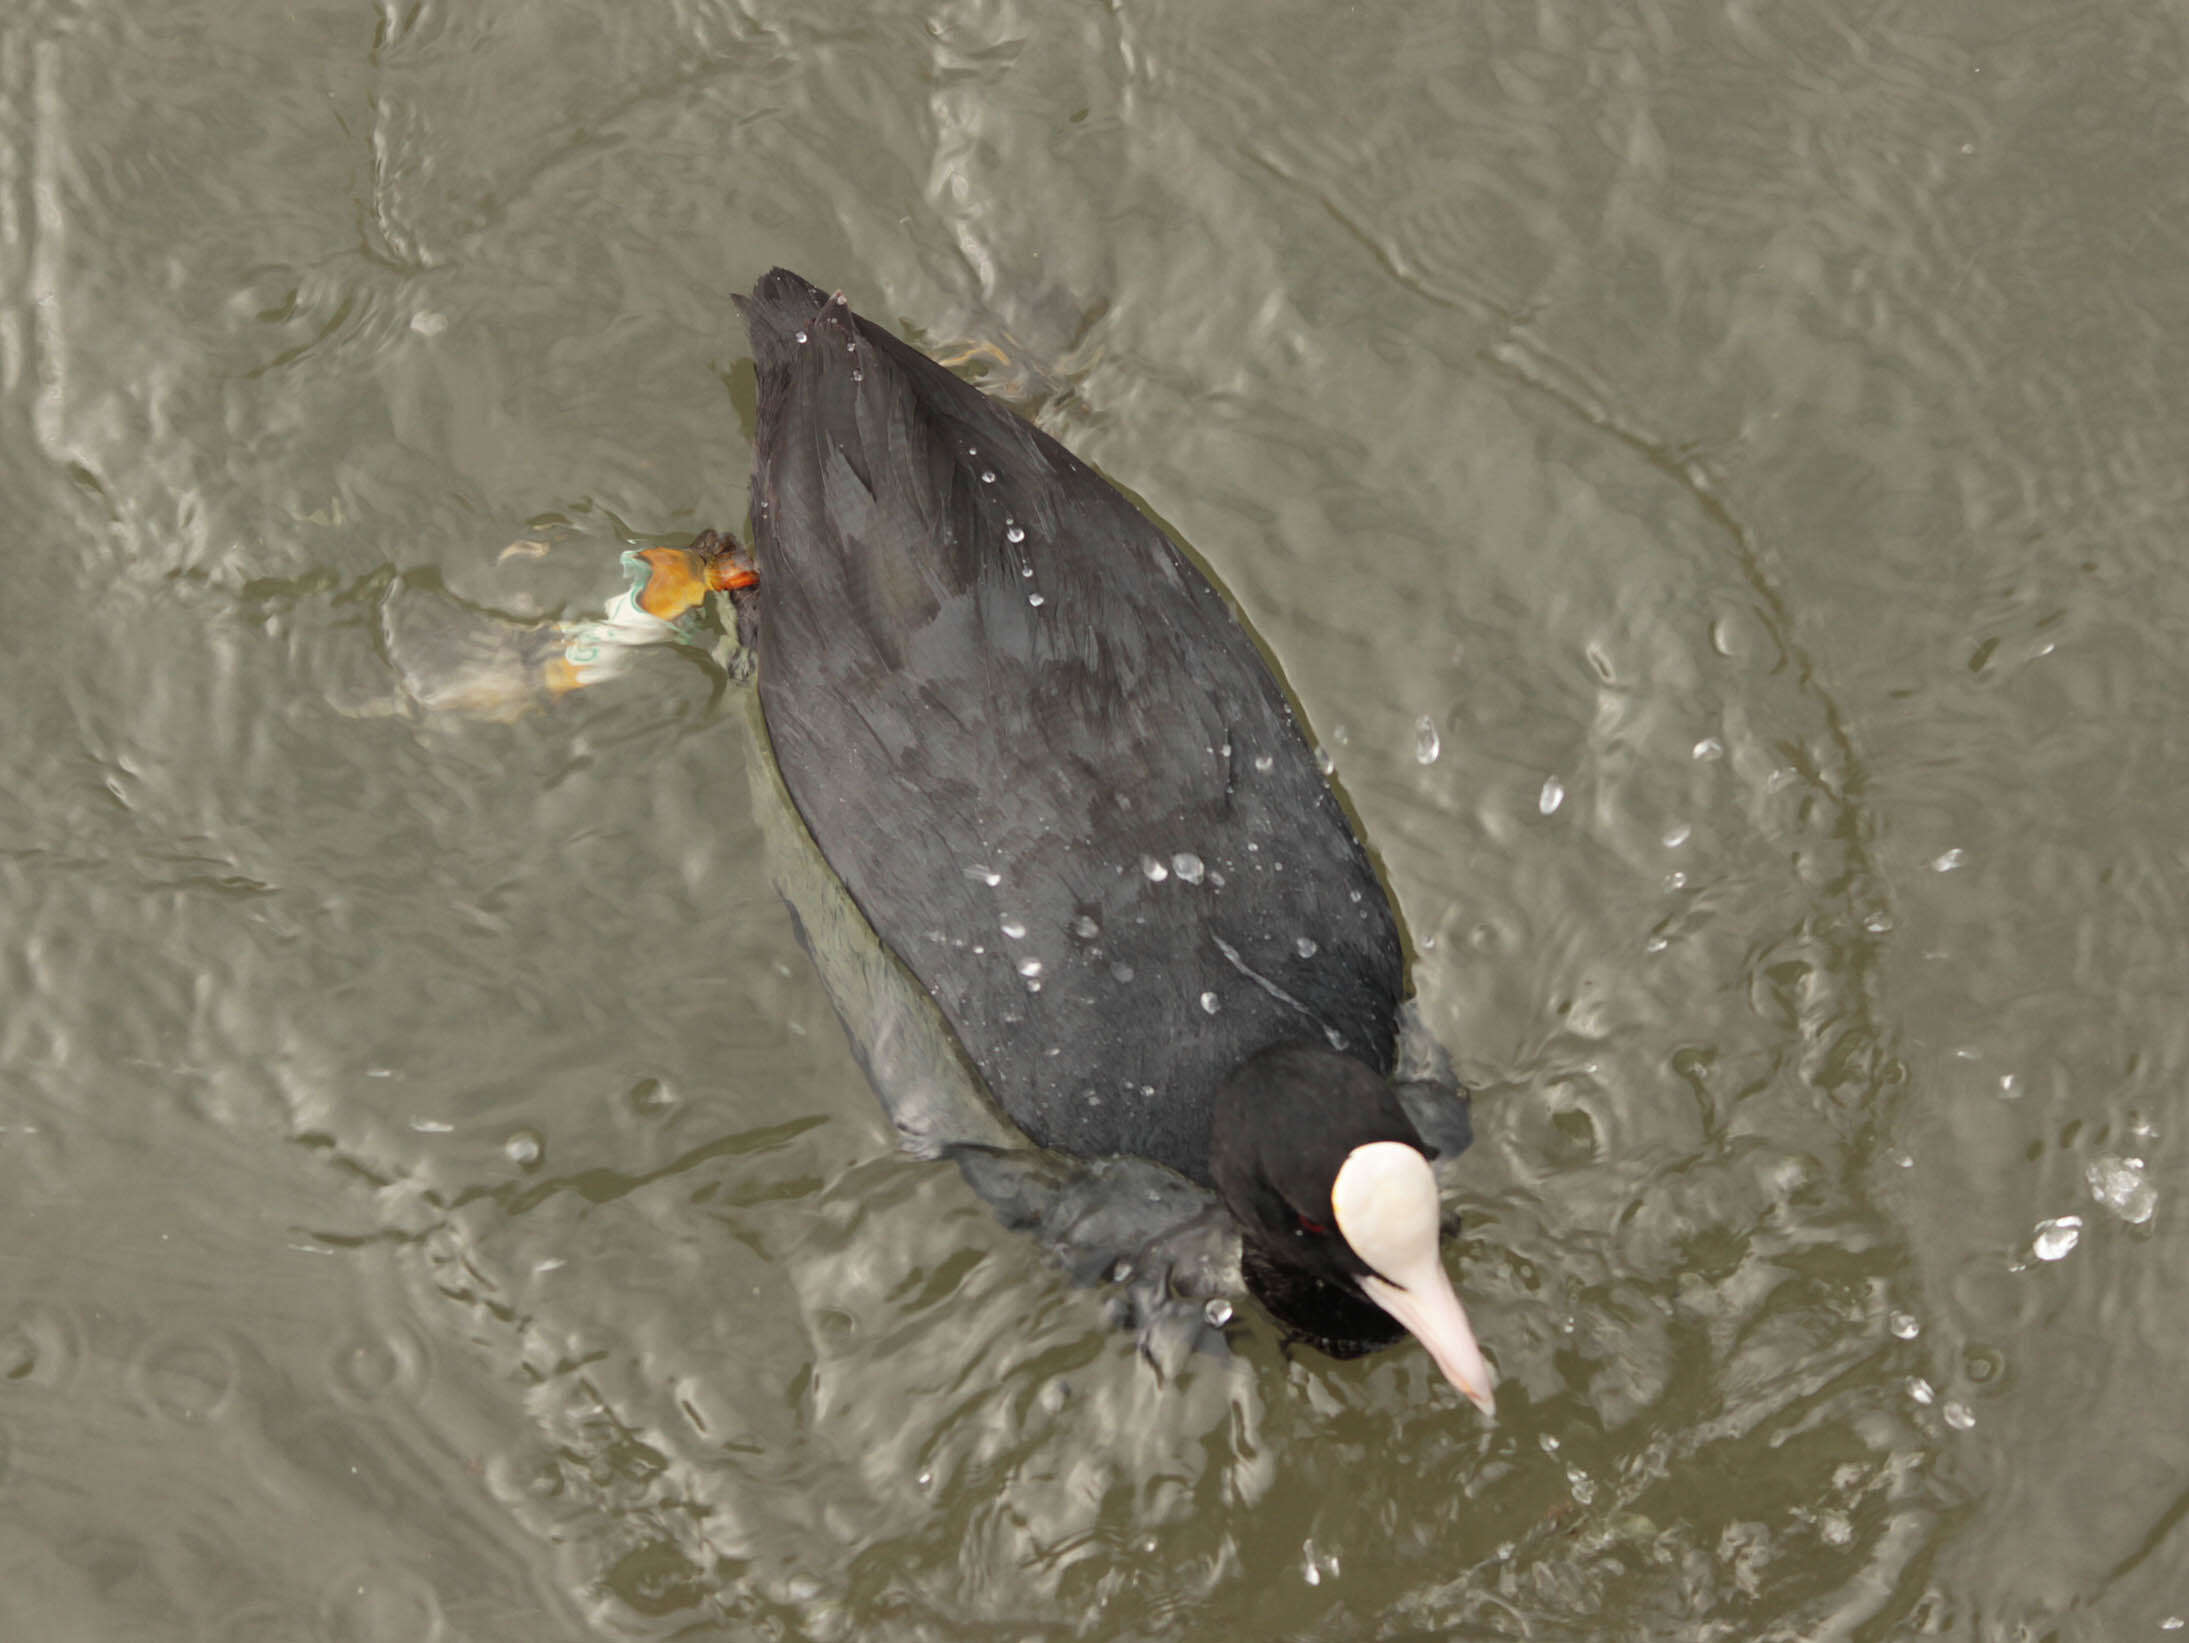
[727, 268, 1494, 1412]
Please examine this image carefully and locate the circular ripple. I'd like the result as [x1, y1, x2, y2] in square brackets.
[486, 1445, 568, 1504]
[0, 1302, 82, 1391]
[135, 1333, 241, 1423]
[1950, 1250, 2051, 1333]
[327, 1322, 427, 1409]
[319, 1566, 444, 1643]
[627, 1077, 677, 1118]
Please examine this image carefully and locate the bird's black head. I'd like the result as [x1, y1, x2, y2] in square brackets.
[1207, 1041, 1496, 1412]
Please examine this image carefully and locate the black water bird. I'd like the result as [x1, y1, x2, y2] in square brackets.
[730, 268, 1493, 1411]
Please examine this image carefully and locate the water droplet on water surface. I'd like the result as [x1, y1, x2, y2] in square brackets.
[1016, 957, 1044, 979]
[1006, 525, 1025, 544]
[1414, 716, 1440, 764]
[1000, 918, 1027, 940]
[1539, 776, 1565, 815]
[2087, 1156, 2157, 1224]
[1889, 1311, 1920, 1340]
[963, 865, 1002, 887]
[2032, 1216, 2082, 1261]
[1199, 991, 1220, 1015]
[1141, 856, 1169, 883]
[1171, 853, 1205, 884]
[1294, 936, 1318, 958]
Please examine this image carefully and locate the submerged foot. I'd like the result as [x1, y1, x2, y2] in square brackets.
[947, 1145, 1244, 1377]
[383, 529, 746, 718]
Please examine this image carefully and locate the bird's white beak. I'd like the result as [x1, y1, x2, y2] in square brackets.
[1332, 1141, 1497, 1416]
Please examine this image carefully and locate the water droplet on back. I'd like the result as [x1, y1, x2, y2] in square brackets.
[1294, 936, 1318, 958]
[1141, 856, 1169, 882]
[1199, 991, 1220, 1015]
[1006, 525, 1025, 544]
[1000, 917, 1027, 940]
[1171, 853, 1205, 884]
[1017, 957, 1044, 979]
[1539, 776, 1566, 815]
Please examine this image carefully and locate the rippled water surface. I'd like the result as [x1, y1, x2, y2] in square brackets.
[6, 1, 2189, 1637]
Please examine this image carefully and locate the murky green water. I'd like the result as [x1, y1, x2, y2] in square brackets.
[4, 1, 2187, 1637]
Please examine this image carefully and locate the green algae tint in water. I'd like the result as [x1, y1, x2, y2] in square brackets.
[3, 0, 2188, 1638]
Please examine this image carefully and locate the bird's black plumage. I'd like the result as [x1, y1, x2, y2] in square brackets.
[736, 270, 1474, 1371]
[740, 269, 1403, 1185]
